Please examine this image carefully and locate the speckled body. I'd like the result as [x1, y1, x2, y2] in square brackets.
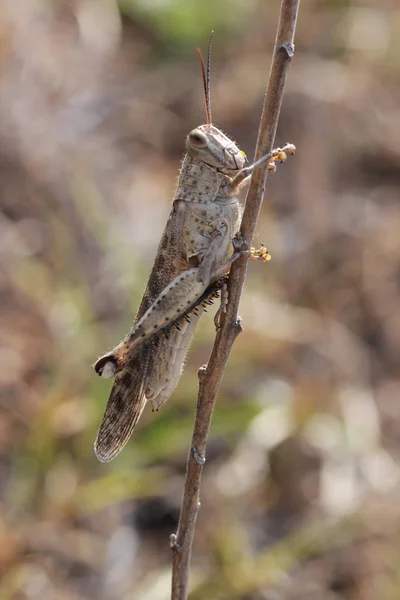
[94, 124, 246, 462]
[179, 155, 241, 265]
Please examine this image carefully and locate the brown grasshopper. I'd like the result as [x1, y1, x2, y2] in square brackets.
[93, 37, 295, 462]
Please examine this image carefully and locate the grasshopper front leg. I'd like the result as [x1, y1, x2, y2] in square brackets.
[228, 143, 296, 194]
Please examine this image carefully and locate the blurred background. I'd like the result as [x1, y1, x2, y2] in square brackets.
[1, 0, 400, 598]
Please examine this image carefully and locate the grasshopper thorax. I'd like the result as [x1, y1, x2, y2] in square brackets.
[186, 124, 246, 175]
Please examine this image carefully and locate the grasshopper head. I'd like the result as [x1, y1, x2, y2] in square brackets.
[186, 124, 246, 174]
[189, 36, 246, 174]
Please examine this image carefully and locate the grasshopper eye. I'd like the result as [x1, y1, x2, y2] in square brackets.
[188, 129, 208, 148]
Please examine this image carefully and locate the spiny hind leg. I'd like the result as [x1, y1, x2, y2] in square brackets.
[147, 312, 202, 411]
[94, 242, 249, 379]
[94, 268, 210, 378]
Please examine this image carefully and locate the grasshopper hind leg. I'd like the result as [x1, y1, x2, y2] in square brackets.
[94, 315, 202, 461]
[93, 267, 207, 377]
[94, 355, 118, 379]
[146, 311, 203, 411]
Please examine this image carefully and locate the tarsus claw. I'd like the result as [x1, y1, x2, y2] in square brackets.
[250, 244, 271, 261]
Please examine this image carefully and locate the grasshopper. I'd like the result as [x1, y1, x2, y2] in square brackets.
[93, 36, 295, 462]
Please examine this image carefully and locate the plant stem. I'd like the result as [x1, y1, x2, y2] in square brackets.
[170, 2, 301, 598]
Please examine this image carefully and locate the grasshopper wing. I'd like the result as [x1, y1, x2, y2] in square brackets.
[94, 200, 190, 462]
[94, 341, 159, 462]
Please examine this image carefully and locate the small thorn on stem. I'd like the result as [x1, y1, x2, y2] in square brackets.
[192, 446, 206, 466]
[279, 42, 295, 58]
[170, 534, 182, 551]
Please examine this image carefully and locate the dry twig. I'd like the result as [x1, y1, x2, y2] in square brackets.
[170, 2, 301, 598]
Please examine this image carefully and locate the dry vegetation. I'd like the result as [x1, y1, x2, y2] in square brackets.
[0, 1, 400, 599]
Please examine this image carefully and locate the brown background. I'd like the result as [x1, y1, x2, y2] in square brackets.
[1, 0, 400, 598]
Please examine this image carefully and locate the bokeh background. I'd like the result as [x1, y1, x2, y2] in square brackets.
[1, 0, 400, 598]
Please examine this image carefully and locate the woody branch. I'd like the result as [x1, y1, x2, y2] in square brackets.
[170, 1, 301, 598]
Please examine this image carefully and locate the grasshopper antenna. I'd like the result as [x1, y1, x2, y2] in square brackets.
[197, 31, 213, 126]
